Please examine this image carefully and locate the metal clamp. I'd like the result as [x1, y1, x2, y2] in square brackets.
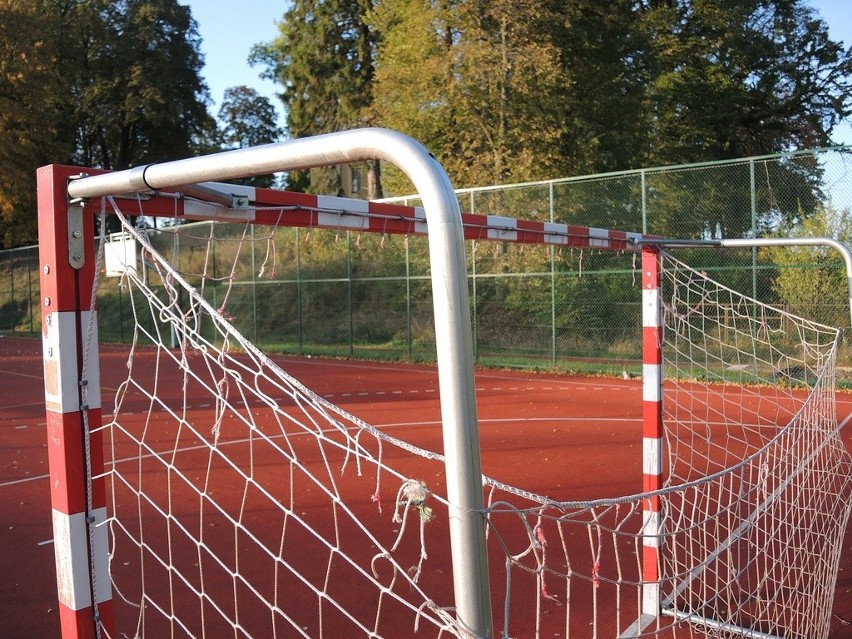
[67, 204, 85, 270]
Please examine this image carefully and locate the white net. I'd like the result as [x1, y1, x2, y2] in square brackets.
[478, 252, 851, 638]
[655, 253, 852, 637]
[88, 198, 851, 639]
[96, 204, 463, 638]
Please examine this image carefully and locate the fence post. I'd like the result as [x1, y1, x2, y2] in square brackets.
[750, 159, 758, 308]
[251, 225, 258, 343]
[550, 181, 557, 367]
[9, 249, 14, 332]
[405, 232, 412, 360]
[347, 230, 354, 356]
[295, 228, 304, 353]
[470, 192, 479, 362]
[28, 248, 36, 333]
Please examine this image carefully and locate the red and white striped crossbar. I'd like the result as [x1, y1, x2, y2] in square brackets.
[38, 165, 114, 639]
[44, 165, 663, 636]
[67, 171, 652, 251]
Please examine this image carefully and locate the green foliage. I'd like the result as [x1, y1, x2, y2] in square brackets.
[641, 0, 852, 163]
[254, 0, 852, 205]
[369, 0, 568, 190]
[251, 0, 377, 194]
[768, 203, 852, 328]
[218, 86, 283, 187]
[0, 0, 216, 247]
[219, 86, 282, 150]
[69, 0, 215, 170]
[0, 0, 74, 247]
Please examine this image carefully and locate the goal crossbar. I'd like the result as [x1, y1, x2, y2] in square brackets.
[70, 173, 650, 252]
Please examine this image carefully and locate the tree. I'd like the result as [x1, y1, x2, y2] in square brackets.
[0, 0, 72, 248]
[0, 0, 218, 246]
[218, 85, 283, 187]
[251, 0, 380, 197]
[71, 0, 216, 171]
[369, 0, 567, 192]
[638, 0, 852, 165]
[546, 0, 651, 174]
[768, 204, 852, 327]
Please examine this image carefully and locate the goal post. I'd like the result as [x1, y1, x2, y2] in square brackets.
[40, 128, 495, 639]
[38, 167, 114, 639]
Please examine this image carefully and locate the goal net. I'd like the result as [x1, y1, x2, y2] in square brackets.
[79, 200, 849, 639]
[479, 248, 850, 638]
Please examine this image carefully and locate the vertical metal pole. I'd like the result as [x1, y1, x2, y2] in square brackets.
[471, 241, 478, 362]
[750, 160, 758, 306]
[641, 170, 648, 235]
[470, 192, 478, 362]
[28, 248, 35, 333]
[295, 228, 304, 353]
[251, 225, 258, 343]
[641, 247, 664, 621]
[118, 278, 124, 343]
[9, 249, 15, 332]
[405, 234, 412, 360]
[37, 164, 114, 639]
[347, 230, 354, 356]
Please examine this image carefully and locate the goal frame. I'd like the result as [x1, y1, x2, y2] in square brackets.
[39, 128, 497, 639]
[627, 235, 852, 639]
[37, 128, 852, 639]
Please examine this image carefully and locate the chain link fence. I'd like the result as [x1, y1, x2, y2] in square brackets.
[4, 147, 852, 373]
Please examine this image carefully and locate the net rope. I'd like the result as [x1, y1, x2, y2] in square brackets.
[97, 201, 462, 638]
[90, 198, 851, 638]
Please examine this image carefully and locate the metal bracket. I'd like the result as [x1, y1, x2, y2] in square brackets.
[231, 194, 250, 209]
[67, 204, 85, 270]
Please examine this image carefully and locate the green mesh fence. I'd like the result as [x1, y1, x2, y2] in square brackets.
[0, 244, 39, 334]
[6, 147, 852, 374]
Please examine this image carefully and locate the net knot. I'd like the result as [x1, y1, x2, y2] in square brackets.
[394, 479, 433, 524]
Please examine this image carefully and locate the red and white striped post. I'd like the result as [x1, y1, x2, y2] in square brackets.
[641, 246, 664, 619]
[37, 165, 114, 639]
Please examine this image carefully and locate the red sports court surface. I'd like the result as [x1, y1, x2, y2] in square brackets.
[1, 336, 850, 638]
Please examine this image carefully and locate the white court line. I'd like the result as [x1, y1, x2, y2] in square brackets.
[0, 473, 49, 487]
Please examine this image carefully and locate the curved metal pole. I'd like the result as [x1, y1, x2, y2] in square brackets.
[636, 236, 852, 329]
[720, 237, 852, 330]
[68, 128, 493, 638]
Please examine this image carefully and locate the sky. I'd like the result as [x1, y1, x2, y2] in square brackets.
[187, 0, 852, 144]
[186, 1, 286, 123]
